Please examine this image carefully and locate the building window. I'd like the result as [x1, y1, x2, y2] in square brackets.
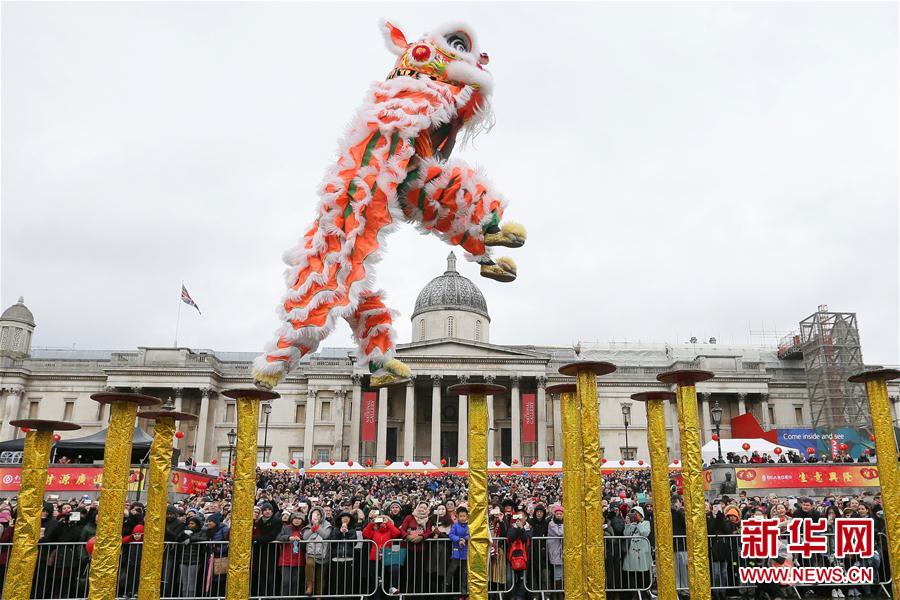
[768, 405, 776, 425]
[794, 406, 803, 423]
[28, 401, 39, 419]
[345, 397, 352, 423]
[447, 316, 455, 337]
[599, 447, 605, 459]
[257, 447, 270, 462]
[289, 447, 303, 464]
[342, 446, 350, 461]
[295, 404, 306, 423]
[621, 447, 637, 460]
[419, 319, 425, 340]
[475, 320, 482, 341]
[218, 448, 231, 466]
[320, 401, 331, 421]
[63, 400, 75, 421]
[315, 447, 330, 462]
[96, 403, 104, 422]
[225, 403, 236, 423]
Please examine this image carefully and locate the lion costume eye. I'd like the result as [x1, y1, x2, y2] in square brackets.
[445, 32, 471, 53]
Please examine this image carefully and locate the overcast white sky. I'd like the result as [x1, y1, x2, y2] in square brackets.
[2, 2, 898, 365]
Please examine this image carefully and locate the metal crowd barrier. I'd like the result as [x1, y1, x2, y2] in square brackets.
[523, 535, 654, 595]
[672, 531, 893, 594]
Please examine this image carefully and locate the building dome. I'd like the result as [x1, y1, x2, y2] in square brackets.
[413, 253, 489, 321]
[1, 297, 35, 326]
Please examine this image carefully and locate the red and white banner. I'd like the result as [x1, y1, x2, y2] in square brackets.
[521, 393, 536, 443]
[361, 391, 377, 442]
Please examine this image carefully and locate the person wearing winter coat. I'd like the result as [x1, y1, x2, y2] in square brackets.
[448, 507, 470, 597]
[426, 505, 453, 594]
[527, 504, 549, 593]
[329, 510, 364, 596]
[622, 506, 652, 598]
[177, 515, 207, 599]
[252, 502, 283, 597]
[301, 507, 332, 596]
[605, 502, 627, 592]
[506, 511, 532, 600]
[44, 504, 87, 598]
[546, 504, 564, 600]
[204, 513, 230, 597]
[399, 501, 433, 593]
[119, 523, 144, 598]
[277, 513, 306, 597]
[0, 510, 14, 593]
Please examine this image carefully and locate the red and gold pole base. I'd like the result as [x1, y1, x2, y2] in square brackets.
[448, 382, 506, 600]
[547, 383, 584, 599]
[88, 392, 160, 600]
[632, 391, 678, 600]
[135, 404, 197, 600]
[560, 360, 616, 600]
[2, 419, 81, 600]
[658, 370, 714, 600]
[849, 369, 900, 599]
[222, 389, 279, 600]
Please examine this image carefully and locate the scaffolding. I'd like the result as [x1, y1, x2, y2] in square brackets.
[800, 305, 869, 429]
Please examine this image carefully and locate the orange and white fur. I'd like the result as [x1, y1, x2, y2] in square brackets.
[253, 21, 525, 389]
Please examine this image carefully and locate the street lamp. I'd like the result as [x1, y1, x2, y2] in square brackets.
[711, 399, 724, 463]
[262, 402, 272, 462]
[621, 401, 632, 459]
[226, 428, 237, 473]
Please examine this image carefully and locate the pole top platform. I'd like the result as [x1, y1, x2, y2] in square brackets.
[558, 361, 617, 377]
[657, 369, 715, 386]
[447, 383, 506, 396]
[221, 388, 280, 402]
[848, 368, 900, 384]
[630, 391, 677, 402]
[10, 419, 81, 432]
[90, 392, 161, 407]
[137, 410, 198, 422]
[546, 383, 577, 395]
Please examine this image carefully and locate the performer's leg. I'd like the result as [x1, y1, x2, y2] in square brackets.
[344, 292, 410, 386]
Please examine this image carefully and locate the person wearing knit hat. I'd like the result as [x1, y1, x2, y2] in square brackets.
[623, 503, 652, 590]
[724, 504, 741, 522]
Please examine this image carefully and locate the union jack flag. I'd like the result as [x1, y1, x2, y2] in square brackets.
[181, 285, 201, 314]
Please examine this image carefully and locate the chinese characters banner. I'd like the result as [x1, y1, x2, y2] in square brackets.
[521, 393, 536, 443]
[361, 391, 377, 442]
[170, 469, 214, 494]
[735, 465, 880, 489]
[0, 466, 104, 492]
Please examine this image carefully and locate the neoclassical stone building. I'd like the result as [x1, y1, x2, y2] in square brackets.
[2, 255, 898, 466]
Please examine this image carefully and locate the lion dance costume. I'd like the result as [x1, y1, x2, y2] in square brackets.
[253, 21, 525, 389]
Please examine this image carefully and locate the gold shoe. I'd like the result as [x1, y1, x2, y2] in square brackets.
[484, 222, 527, 248]
[369, 358, 412, 387]
[252, 369, 282, 391]
[480, 256, 517, 283]
[370, 373, 410, 387]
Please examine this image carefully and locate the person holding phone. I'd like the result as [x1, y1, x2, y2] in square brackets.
[622, 506, 652, 598]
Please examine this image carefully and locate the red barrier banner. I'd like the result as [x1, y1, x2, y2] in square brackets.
[735, 465, 880, 489]
[171, 469, 215, 494]
[521, 393, 536, 443]
[361, 391, 377, 442]
[0, 466, 212, 493]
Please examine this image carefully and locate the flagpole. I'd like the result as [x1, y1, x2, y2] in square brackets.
[174, 282, 183, 347]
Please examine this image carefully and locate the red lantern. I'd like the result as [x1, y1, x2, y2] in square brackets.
[548, 459, 554, 466]
[512, 458, 519, 465]
[495, 460, 501, 466]
[441, 458, 447, 466]
[601, 457, 607, 464]
[385, 460, 392, 466]
[404, 460, 410, 466]
[52, 434, 61, 442]
[839, 443, 848, 452]
[619, 459, 625, 466]
[774, 447, 782, 455]
[271, 461, 277, 467]
[328, 459, 334, 465]
[20, 427, 30, 433]
[459, 459, 465, 466]
[638, 460, 644, 466]
[531, 459, 537, 466]
[711, 434, 719, 442]
[673, 459, 680, 465]
[741, 442, 751, 451]
[175, 431, 185, 440]
[366, 459, 373, 466]
[289, 459, 296, 465]
[347, 460, 354, 467]
[807, 447, 816, 455]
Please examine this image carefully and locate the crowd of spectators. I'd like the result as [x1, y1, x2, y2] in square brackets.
[709, 449, 874, 465]
[0, 469, 890, 599]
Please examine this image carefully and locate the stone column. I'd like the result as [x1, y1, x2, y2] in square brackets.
[536, 376, 548, 461]
[552, 388, 563, 459]
[304, 389, 317, 462]
[736, 392, 746, 415]
[457, 375, 469, 461]
[760, 393, 771, 429]
[892, 396, 900, 422]
[668, 397, 679, 458]
[376, 387, 388, 464]
[403, 380, 415, 462]
[0, 386, 23, 441]
[333, 389, 347, 459]
[700, 392, 712, 443]
[510, 375, 521, 464]
[349, 374, 362, 462]
[173, 388, 183, 452]
[194, 388, 211, 462]
[431, 375, 442, 465]
[485, 375, 496, 461]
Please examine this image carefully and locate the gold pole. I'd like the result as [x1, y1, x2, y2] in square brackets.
[449, 382, 506, 600]
[223, 389, 278, 600]
[88, 393, 160, 600]
[3, 420, 81, 600]
[136, 402, 197, 600]
[658, 370, 714, 600]
[548, 383, 584, 599]
[849, 369, 900, 599]
[561, 360, 616, 600]
[632, 391, 677, 600]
